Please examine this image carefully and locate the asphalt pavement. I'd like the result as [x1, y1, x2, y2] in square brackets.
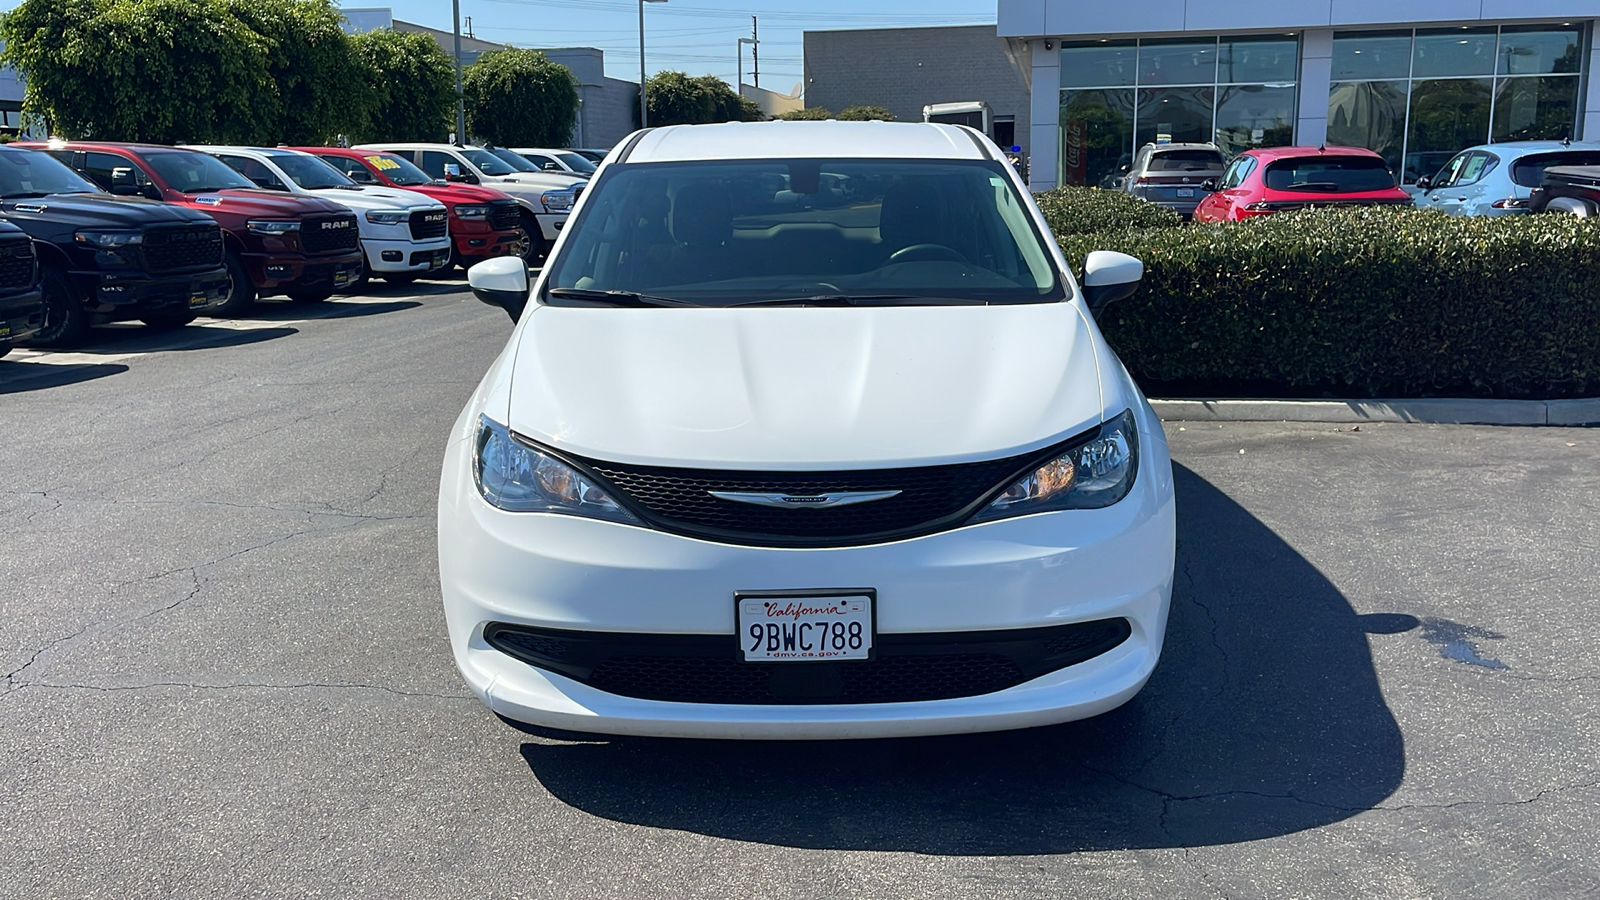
[2, 282, 1596, 899]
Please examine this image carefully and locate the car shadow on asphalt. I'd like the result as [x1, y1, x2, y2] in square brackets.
[243, 297, 425, 321]
[515, 463, 1412, 853]
[0, 359, 129, 394]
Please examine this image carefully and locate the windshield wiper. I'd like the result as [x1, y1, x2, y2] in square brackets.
[546, 288, 700, 308]
[730, 294, 979, 308]
[1286, 182, 1343, 191]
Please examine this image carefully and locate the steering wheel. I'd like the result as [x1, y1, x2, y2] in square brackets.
[888, 243, 967, 264]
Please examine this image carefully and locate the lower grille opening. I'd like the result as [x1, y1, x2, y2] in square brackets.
[484, 618, 1133, 705]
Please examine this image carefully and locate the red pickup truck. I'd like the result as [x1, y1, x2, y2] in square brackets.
[23, 142, 365, 312]
[295, 147, 528, 270]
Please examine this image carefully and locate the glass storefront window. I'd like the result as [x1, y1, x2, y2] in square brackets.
[1327, 80, 1408, 173]
[1492, 76, 1582, 142]
[1060, 41, 1137, 88]
[1136, 86, 1215, 146]
[1218, 38, 1299, 84]
[1411, 28, 1498, 79]
[1215, 84, 1297, 155]
[1137, 40, 1218, 86]
[1331, 32, 1413, 81]
[1405, 77, 1492, 183]
[1497, 26, 1582, 75]
[1059, 89, 1135, 187]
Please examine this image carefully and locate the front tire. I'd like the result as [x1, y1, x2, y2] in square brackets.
[26, 265, 90, 348]
[519, 212, 548, 264]
[214, 250, 257, 316]
[140, 309, 197, 330]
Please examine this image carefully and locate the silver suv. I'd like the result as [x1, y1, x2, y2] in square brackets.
[1121, 143, 1226, 218]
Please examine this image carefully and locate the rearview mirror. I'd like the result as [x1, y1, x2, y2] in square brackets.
[1081, 250, 1144, 313]
[110, 166, 142, 196]
[467, 257, 531, 322]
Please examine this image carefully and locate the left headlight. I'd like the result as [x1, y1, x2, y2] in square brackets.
[365, 209, 409, 225]
[970, 410, 1139, 523]
[540, 190, 574, 212]
[472, 416, 641, 524]
[75, 230, 144, 248]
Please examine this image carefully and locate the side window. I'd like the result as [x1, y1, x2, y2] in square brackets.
[1455, 151, 1497, 187]
[219, 154, 286, 191]
[46, 150, 83, 177]
[320, 155, 377, 184]
[418, 151, 453, 179]
[83, 152, 144, 190]
[1220, 157, 1254, 189]
[528, 153, 556, 170]
[1431, 153, 1468, 190]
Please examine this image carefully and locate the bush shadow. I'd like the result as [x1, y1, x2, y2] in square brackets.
[517, 463, 1407, 853]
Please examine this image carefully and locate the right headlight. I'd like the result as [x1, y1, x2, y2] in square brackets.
[540, 190, 574, 211]
[247, 219, 301, 235]
[970, 409, 1139, 523]
[472, 416, 641, 524]
[455, 204, 490, 219]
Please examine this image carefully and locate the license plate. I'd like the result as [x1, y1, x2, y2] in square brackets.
[736, 590, 874, 662]
[1177, 188, 1195, 198]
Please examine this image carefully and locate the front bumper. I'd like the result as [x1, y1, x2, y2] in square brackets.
[454, 228, 528, 264]
[244, 251, 364, 295]
[437, 411, 1177, 740]
[0, 285, 45, 346]
[532, 213, 567, 242]
[363, 237, 453, 273]
[71, 267, 232, 317]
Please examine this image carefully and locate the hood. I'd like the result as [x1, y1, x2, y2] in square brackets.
[506, 302, 1104, 469]
[303, 185, 442, 211]
[189, 189, 354, 217]
[401, 182, 517, 206]
[490, 172, 587, 191]
[1, 192, 217, 228]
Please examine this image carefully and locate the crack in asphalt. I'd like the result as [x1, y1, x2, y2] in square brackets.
[2, 623, 91, 697]
[16, 680, 473, 700]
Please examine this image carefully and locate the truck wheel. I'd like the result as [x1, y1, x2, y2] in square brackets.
[519, 212, 548, 263]
[140, 310, 197, 330]
[214, 251, 257, 316]
[26, 265, 90, 348]
[287, 289, 333, 304]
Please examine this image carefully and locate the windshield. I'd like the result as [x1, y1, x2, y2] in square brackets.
[144, 150, 257, 193]
[1147, 150, 1225, 172]
[486, 148, 539, 173]
[461, 148, 518, 176]
[0, 149, 103, 197]
[555, 151, 597, 173]
[267, 152, 357, 190]
[1511, 151, 1600, 187]
[361, 153, 433, 186]
[546, 158, 1062, 306]
[1264, 157, 1396, 193]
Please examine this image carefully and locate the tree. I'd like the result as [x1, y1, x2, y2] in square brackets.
[0, 0, 269, 143]
[837, 105, 894, 121]
[463, 48, 578, 148]
[640, 71, 764, 127]
[226, 0, 370, 145]
[775, 107, 833, 121]
[351, 29, 455, 142]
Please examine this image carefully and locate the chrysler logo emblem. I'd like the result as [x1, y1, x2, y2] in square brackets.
[709, 490, 902, 509]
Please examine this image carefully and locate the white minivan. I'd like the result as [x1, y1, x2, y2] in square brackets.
[439, 121, 1175, 740]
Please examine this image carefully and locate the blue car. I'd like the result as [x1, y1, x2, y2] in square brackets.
[1413, 140, 1600, 216]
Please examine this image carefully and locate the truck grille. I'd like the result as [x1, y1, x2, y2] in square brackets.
[0, 238, 36, 291]
[553, 425, 1098, 547]
[142, 224, 223, 273]
[488, 201, 520, 232]
[409, 208, 448, 240]
[484, 618, 1133, 705]
[301, 215, 360, 253]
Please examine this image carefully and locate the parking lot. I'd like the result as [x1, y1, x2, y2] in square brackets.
[2, 280, 1597, 899]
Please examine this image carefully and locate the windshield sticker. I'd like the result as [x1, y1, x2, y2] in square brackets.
[365, 156, 401, 171]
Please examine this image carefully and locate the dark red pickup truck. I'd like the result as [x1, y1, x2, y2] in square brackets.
[20, 142, 364, 312]
[1530, 165, 1600, 217]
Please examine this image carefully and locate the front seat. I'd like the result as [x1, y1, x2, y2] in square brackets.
[662, 181, 734, 286]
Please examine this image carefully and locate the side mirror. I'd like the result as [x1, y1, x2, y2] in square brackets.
[1200, 178, 1219, 192]
[1081, 250, 1144, 313]
[110, 166, 142, 196]
[347, 168, 377, 184]
[443, 163, 479, 184]
[541, 161, 563, 172]
[467, 256, 531, 322]
[1415, 175, 1432, 191]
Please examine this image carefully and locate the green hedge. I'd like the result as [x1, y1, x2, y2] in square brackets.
[1046, 206, 1600, 399]
[1033, 186, 1183, 236]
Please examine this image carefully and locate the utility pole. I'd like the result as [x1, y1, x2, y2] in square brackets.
[452, 0, 466, 144]
[639, 0, 667, 128]
[752, 16, 759, 89]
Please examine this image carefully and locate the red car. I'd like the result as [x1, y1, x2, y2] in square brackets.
[1193, 146, 1413, 223]
[296, 147, 528, 270]
[24, 141, 365, 310]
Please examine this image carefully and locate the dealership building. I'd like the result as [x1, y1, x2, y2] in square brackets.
[997, 0, 1599, 189]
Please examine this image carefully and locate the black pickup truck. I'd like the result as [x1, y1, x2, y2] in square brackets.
[0, 145, 230, 346]
[0, 219, 44, 359]
[1529, 165, 1600, 217]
